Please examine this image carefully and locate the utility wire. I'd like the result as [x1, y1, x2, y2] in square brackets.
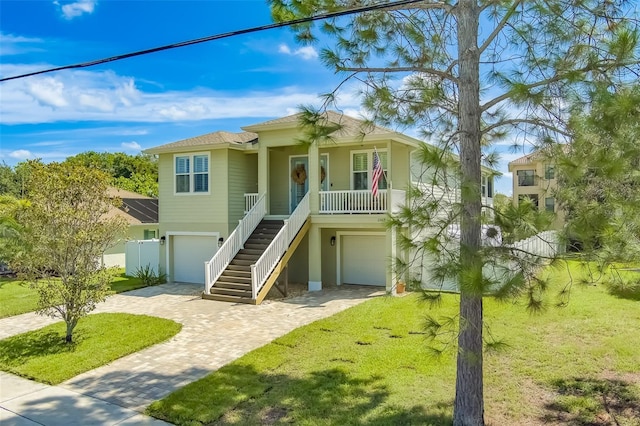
[1, 0, 423, 82]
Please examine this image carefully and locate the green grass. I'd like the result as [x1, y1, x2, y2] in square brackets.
[147, 262, 640, 425]
[0, 270, 148, 318]
[0, 313, 181, 384]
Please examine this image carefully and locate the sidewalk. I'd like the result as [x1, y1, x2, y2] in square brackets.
[0, 373, 168, 425]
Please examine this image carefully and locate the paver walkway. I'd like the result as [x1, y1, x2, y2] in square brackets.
[0, 283, 382, 421]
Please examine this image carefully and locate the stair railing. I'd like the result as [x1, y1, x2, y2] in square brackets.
[251, 192, 310, 299]
[205, 193, 266, 294]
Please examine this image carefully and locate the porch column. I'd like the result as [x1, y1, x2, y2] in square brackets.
[308, 224, 322, 291]
[387, 226, 396, 293]
[258, 142, 268, 213]
[308, 142, 320, 215]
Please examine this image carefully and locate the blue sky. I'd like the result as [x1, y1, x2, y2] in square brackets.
[0, 0, 519, 194]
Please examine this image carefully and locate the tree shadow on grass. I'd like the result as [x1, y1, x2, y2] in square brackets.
[0, 330, 76, 367]
[148, 363, 453, 426]
[542, 377, 640, 425]
[606, 280, 640, 301]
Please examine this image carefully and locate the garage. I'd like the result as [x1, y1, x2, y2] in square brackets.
[340, 234, 386, 286]
[172, 234, 218, 284]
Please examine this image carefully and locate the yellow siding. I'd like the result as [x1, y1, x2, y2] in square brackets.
[228, 151, 258, 224]
[390, 142, 410, 190]
[320, 146, 351, 190]
[158, 150, 228, 225]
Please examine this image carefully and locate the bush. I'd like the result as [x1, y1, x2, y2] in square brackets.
[134, 265, 166, 287]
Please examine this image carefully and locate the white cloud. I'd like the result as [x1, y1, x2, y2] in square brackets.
[121, 141, 142, 151]
[28, 77, 68, 107]
[278, 43, 318, 60]
[0, 32, 44, 56]
[55, 0, 97, 20]
[0, 66, 341, 125]
[9, 149, 33, 160]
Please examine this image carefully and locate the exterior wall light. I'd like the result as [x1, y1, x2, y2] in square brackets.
[330, 236, 336, 246]
[160, 236, 166, 245]
[218, 237, 224, 248]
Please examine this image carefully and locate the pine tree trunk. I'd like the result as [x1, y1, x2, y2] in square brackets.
[453, 0, 484, 425]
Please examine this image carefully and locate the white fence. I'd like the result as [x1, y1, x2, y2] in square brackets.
[508, 230, 560, 258]
[125, 239, 160, 276]
[414, 230, 560, 293]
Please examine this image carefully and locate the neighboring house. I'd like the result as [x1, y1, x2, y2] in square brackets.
[144, 111, 497, 304]
[508, 151, 564, 229]
[102, 187, 159, 267]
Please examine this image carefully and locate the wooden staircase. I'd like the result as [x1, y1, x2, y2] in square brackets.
[203, 219, 284, 303]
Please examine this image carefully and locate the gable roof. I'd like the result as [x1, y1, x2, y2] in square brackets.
[105, 187, 158, 225]
[144, 131, 258, 155]
[242, 110, 393, 139]
[508, 152, 539, 166]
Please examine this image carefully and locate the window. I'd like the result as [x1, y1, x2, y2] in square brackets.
[545, 164, 555, 180]
[175, 153, 209, 194]
[143, 229, 156, 239]
[481, 175, 494, 198]
[351, 150, 387, 190]
[545, 197, 555, 212]
[518, 193, 539, 207]
[517, 170, 535, 186]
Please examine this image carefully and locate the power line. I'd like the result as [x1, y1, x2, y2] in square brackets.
[1, 0, 423, 82]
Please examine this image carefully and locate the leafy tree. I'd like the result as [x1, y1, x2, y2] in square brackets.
[270, 1, 639, 424]
[64, 151, 159, 197]
[554, 84, 640, 263]
[9, 161, 127, 343]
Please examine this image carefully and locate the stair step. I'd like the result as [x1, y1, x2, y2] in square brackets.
[202, 293, 254, 304]
[246, 238, 274, 244]
[219, 271, 251, 280]
[245, 243, 269, 250]
[235, 254, 261, 261]
[215, 281, 251, 290]
[226, 264, 251, 272]
[210, 287, 252, 297]
[230, 259, 255, 266]
[238, 249, 263, 256]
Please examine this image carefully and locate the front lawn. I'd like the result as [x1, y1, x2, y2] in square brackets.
[0, 313, 181, 384]
[147, 262, 640, 425]
[0, 270, 147, 318]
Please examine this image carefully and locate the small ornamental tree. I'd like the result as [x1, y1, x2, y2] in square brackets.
[13, 161, 127, 343]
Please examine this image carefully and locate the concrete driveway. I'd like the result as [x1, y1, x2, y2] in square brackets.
[0, 283, 382, 424]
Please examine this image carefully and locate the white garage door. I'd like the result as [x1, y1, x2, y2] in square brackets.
[341, 234, 386, 286]
[173, 235, 218, 284]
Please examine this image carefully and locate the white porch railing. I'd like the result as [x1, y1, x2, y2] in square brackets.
[251, 192, 310, 299]
[244, 193, 259, 213]
[205, 193, 266, 294]
[319, 189, 406, 214]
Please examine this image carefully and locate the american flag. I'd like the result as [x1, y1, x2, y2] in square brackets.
[371, 150, 383, 197]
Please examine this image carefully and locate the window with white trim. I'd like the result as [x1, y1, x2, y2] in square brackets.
[351, 150, 388, 190]
[175, 153, 209, 194]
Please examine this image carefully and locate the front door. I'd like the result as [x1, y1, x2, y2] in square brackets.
[289, 155, 329, 213]
[290, 156, 309, 213]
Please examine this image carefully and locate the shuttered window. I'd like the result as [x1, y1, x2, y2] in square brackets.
[175, 153, 210, 194]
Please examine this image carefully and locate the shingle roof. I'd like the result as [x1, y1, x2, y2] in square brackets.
[144, 131, 257, 154]
[508, 152, 539, 166]
[105, 187, 158, 225]
[242, 111, 393, 138]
